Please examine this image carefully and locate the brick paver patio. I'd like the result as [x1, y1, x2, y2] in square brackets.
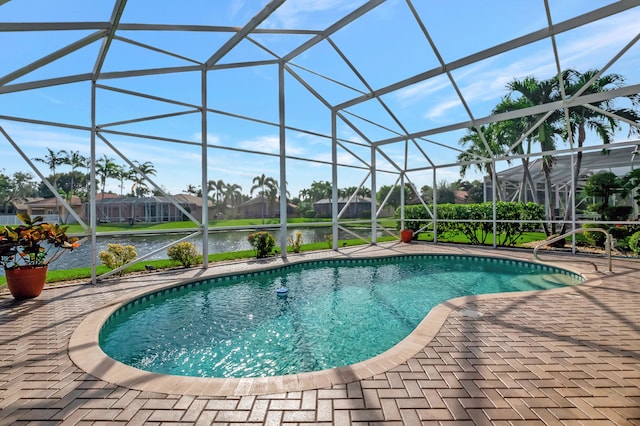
[1, 242, 639, 425]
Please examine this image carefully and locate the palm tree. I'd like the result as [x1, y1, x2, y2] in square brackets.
[308, 180, 332, 201]
[62, 150, 87, 202]
[114, 165, 134, 221]
[33, 148, 66, 218]
[114, 165, 133, 198]
[558, 69, 640, 234]
[457, 123, 507, 201]
[298, 188, 311, 202]
[224, 182, 243, 218]
[493, 97, 541, 204]
[250, 174, 278, 223]
[129, 161, 156, 224]
[207, 179, 226, 217]
[95, 155, 119, 221]
[130, 161, 156, 197]
[501, 75, 564, 234]
[33, 148, 66, 193]
[185, 184, 201, 197]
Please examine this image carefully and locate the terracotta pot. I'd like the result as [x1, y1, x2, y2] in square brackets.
[5, 265, 48, 300]
[400, 229, 413, 243]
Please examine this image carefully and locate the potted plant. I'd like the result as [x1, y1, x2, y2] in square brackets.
[400, 229, 414, 243]
[1, 213, 80, 300]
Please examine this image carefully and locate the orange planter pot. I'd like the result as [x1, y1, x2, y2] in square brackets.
[5, 265, 48, 300]
[400, 229, 413, 243]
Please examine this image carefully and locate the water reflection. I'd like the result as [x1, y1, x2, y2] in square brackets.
[44, 227, 372, 271]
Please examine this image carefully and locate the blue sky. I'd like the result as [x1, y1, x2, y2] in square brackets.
[1, 0, 639, 200]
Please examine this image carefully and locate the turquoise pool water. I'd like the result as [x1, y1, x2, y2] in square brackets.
[99, 255, 582, 378]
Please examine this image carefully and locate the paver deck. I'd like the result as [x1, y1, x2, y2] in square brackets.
[1, 242, 639, 425]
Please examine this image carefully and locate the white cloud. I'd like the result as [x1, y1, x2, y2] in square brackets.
[191, 132, 221, 145]
[237, 135, 305, 156]
[395, 76, 451, 107]
[264, 0, 362, 28]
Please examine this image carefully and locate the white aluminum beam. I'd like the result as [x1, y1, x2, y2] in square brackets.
[0, 31, 105, 86]
[117, 23, 320, 35]
[0, 73, 93, 94]
[375, 84, 640, 147]
[0, 22, 110, 31]
[283, 0, 386, 62]
[93, 0, 127, 78]
[205, 0, 285, 68]
[336, 0, 640, 111]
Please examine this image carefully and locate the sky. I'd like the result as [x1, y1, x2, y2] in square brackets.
[1, 0, 639, 200]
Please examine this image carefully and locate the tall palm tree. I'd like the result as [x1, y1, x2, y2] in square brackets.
[129, 161, 156, 224]
[501, 75, 564, 234]
[33, 148, 66, 219]
[558, 69, 640, 233]
[130, 161, 156, 197]
[62, 150, 87, 202]
[224, 182, 243, 217]
[250, 174, 278, 223]
[185, 184, 201, 196]
[114, 164, 133, 198]
[308, 180, 332, 201]
[457, 123, 507, 201]
[298, 188, 311, 202]
[33, 148, 66, 193]
[493, 96, 541, 205]
[95, 155, 119, 221]
[114, 165, 134, 221]
[207, 179, 226, 217]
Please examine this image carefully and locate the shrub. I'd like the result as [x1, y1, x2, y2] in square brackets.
[247, 231, 275, 258]
[582, 223, 608, 247]
[167, 241, 200, 267]
[288, 231, 303, 253]
[629, 231, 640, 255]
[397, 202, 544, 246]
[302, 209, 316, 218]
[99, 243, 137, 275]
[605, 206, 632, 221]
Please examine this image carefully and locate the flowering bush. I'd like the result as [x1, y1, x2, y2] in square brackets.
[247, 231, 275, 258]
[99, 243, 137, 275]
[167, 241, 200, 267]
[288, 230, 303, 253]
[0, 213, 80, 269]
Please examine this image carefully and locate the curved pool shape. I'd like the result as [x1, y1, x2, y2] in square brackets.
[99, 255, 582, 379]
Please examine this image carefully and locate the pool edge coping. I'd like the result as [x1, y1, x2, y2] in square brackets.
[69, 251, 599, 397]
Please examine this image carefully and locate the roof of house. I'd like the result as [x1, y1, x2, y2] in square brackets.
[26, 195, 82, 207]
[495, 144, 640, 189]
[97, 194, 212, 207]
[314, 196, 372, 205]
[239, 195, 274, 208]
[12, 197, 44, 210]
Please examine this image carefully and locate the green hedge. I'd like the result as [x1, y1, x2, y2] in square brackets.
[397, 202, 544, 247]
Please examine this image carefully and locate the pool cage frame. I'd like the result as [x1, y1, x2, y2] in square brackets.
[1, 0, 640, 283]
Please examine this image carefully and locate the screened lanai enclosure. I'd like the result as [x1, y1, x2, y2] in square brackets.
[1, 0, 640, 282]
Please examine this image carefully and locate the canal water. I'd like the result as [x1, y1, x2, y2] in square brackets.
[38, 226, 375, 272]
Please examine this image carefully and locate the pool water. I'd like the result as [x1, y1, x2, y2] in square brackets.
[99, 255, 582, 378]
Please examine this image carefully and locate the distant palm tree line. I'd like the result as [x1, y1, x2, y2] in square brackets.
[30, 149, 158, 202]
[458, 68, 640, 236]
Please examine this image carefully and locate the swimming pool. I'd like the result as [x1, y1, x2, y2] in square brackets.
[99, 254, 582, 379]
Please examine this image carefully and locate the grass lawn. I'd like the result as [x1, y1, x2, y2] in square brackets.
[64, 217, 398, 234]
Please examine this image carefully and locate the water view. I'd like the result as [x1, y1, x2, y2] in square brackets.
[43, 226, 372, 272]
